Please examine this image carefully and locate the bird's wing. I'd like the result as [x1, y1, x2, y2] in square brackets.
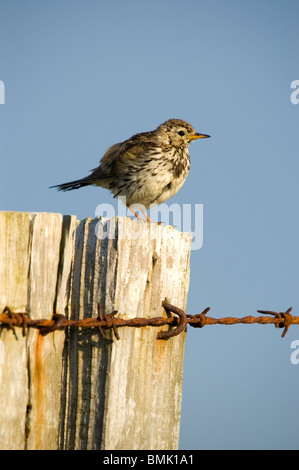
[90, 134, 159, 179]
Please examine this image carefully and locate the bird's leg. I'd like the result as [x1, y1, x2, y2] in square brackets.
[126, 205, 153, 223]
[140, 210, 152, 223]
[127, 205, 144, 221]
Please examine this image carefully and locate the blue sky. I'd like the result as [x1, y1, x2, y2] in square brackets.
[1, 0, 299, 449]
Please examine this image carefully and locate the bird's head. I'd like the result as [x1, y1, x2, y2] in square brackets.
[157, 119, 210, 147]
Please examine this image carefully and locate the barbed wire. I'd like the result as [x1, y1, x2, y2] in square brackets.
[0, 302, 297, 340]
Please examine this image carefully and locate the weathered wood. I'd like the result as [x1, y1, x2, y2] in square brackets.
[0, 212, 192, 450]
[59, 217, 192, 450]
[0, 212, 76, 450]
[0, 212, 31, 450]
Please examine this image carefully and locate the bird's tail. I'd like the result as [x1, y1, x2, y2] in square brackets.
[50, 176, 91, 192]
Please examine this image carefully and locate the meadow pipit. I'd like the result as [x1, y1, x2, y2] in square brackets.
[51, 119, 210, 221]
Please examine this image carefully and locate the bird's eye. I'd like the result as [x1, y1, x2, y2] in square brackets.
[178, 130, 185, 136]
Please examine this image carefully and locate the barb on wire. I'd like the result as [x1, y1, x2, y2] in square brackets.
[0, 303, 298, 341]
[256, 308, 293, 338]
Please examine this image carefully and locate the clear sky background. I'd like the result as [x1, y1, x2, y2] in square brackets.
[1, 0, 299, 450]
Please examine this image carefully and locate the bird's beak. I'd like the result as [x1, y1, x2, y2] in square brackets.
[188, 133, 211, 141]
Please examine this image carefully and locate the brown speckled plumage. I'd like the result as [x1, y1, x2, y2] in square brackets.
[51, 119, 210, 221]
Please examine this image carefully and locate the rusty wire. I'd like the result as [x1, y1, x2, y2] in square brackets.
[0, 302, 298, 340]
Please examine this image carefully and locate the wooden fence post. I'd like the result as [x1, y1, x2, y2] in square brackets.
[0, 212, 192, 450]
[0, 212, 76, 450]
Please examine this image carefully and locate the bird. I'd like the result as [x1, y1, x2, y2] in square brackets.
[51, 119, 210, 222]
